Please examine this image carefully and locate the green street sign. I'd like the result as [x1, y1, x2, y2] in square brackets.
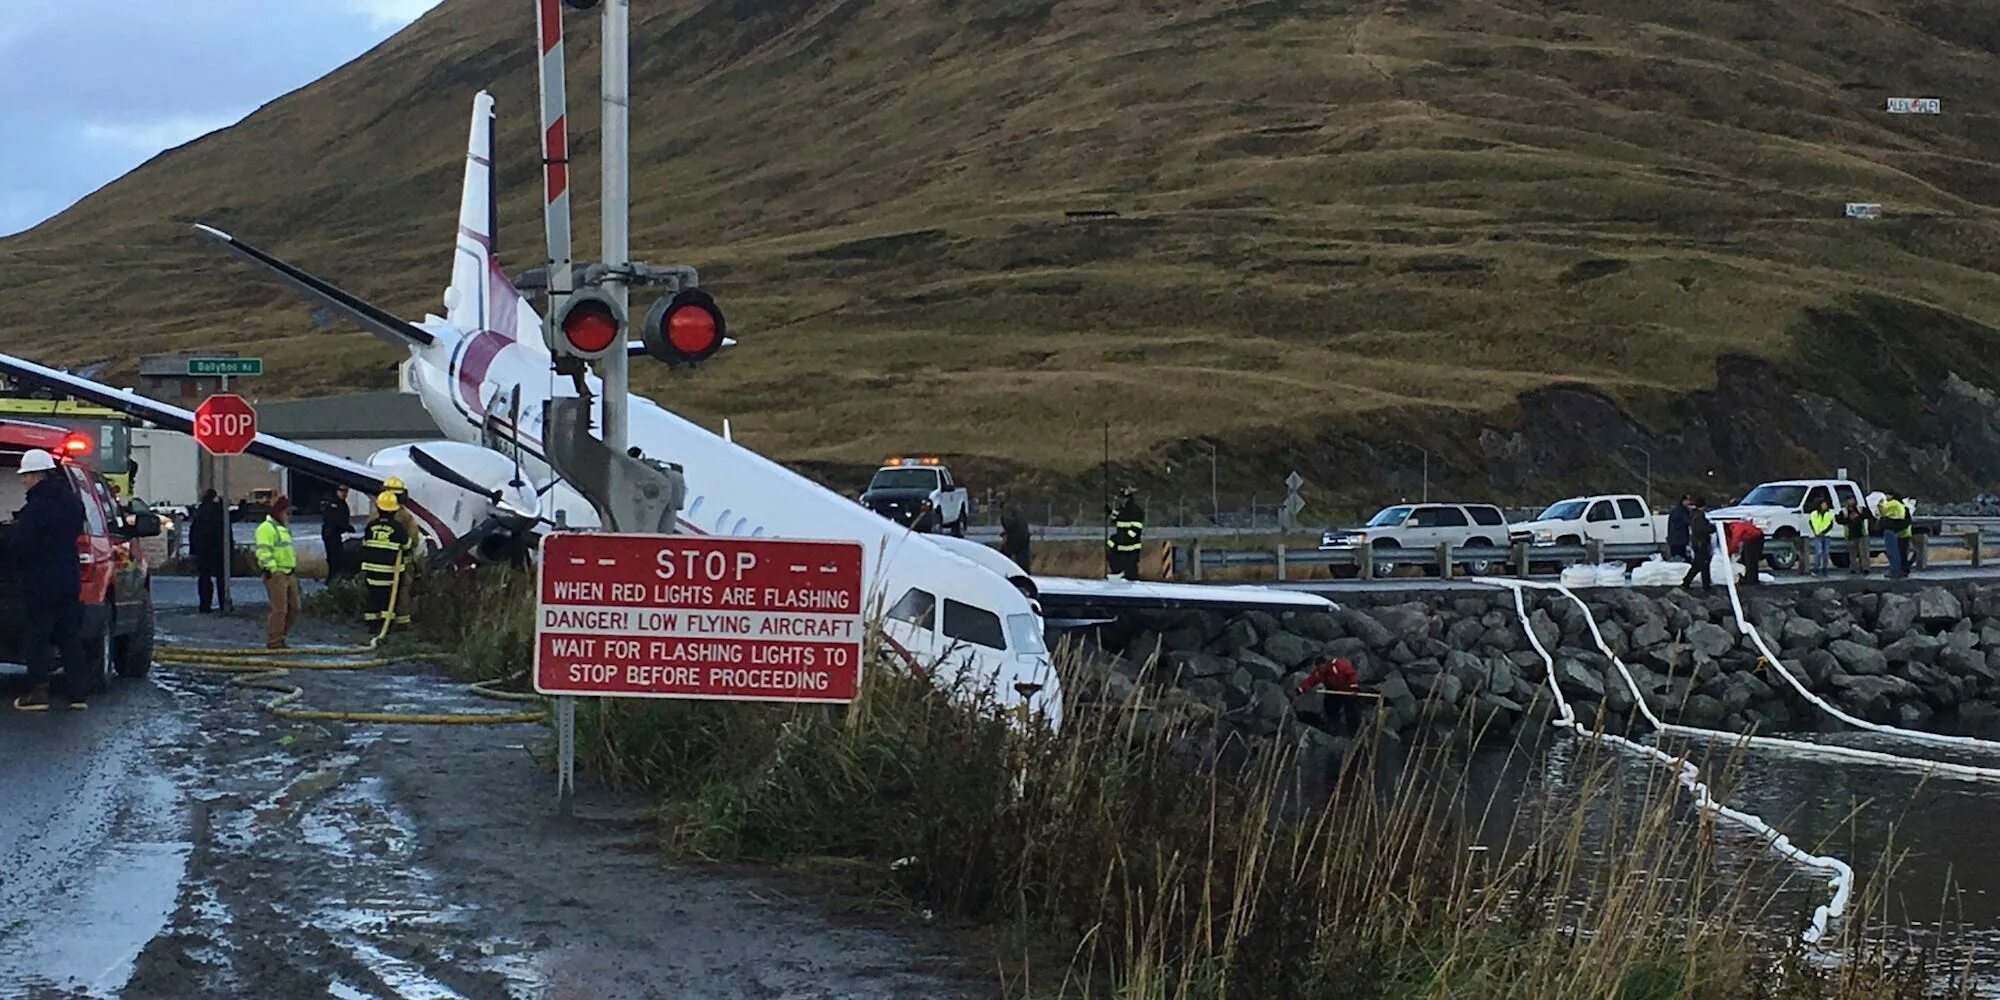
[186, 358, 262, 377]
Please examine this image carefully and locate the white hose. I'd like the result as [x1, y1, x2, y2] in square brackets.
[1712, 523, 2000, 755]
[1487, 579, 1853, 944]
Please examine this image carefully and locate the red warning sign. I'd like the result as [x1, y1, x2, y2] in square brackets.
[533, 533, 866, 703]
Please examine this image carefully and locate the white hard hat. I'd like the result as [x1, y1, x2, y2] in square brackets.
[1865, 490, 1886, 513]
[16, 450, 57, 475]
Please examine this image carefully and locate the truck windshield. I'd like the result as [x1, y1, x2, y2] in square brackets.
[1740, 485, 1808, 508]
[1365, 506, 1413, 527]
[1538, 500, 1587, 521]
[869, 468, 939, 491]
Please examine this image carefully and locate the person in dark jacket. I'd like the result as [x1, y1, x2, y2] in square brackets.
[1679, 498, 1713, 591]
[11, 450, 86, 710]
[1106, 487, 1145, 581]
[998, 492, 1032, 571]
[321, 486, 355, 581]
[1666, 495, 1693, 561]
[189, 489, 227, 613]
[1836, 498, 1871, 575]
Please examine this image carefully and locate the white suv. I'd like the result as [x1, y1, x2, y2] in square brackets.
[1322, 502, 1510, 575]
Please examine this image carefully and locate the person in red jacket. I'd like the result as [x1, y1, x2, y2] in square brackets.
[1722, 519, 1765, 587]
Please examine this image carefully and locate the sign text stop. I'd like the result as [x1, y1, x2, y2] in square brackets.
[193, 393, 257, 456]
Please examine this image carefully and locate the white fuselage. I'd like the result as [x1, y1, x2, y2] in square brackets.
[398, 317, 1061, 723]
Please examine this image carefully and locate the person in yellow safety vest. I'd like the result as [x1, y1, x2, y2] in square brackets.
[253, 497, 301, 649]
[381, 475, 421, 624]
[1807, 498, 1837, 576]
[361, 491, 413, 630]
[1877, 493, 1912, 580]
[1105, 486, 1145, 582]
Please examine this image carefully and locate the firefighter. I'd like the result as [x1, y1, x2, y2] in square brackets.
[998, 491, 1032, 571]
[11, 450, 86, 710]
[1105, 486, 1144, 581]
[361, 491, 413, 631]
[381, 475, 421, 623]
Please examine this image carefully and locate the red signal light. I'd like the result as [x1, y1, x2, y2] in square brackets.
[549, 288, 628, 360]
[641, 288, 727, 368]
[59, 432, 90, 456]
[561, 300, 621, 354]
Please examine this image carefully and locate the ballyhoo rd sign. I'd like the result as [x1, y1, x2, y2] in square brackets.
[533, 533, 866, 703]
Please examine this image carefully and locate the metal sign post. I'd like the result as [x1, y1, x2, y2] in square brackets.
[219, 374, 231, 611]
[600, 0, 631, 457]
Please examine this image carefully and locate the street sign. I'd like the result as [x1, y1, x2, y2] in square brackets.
[533, 533, 866, 703]
[1886, 97, 1942, 115]
[186, 357, 263, 377]
[192, 393, 258, 456]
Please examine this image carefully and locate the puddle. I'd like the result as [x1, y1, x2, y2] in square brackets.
[0, 841, 192, 997]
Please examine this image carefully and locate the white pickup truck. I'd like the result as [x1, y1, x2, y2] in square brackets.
[1508, 494, 1669, 548]
[859, 457, 972, 536]
[1708, 479, 1867, 570]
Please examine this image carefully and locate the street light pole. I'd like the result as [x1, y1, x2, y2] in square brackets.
[599, 0, 631, 455]
[1201, 441, 1218, 525]
[1622, 444, 1652, 506]
[1416, 446, 1429, 502]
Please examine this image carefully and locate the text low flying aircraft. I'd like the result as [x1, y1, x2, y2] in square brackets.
[0, 92, 1333, 722]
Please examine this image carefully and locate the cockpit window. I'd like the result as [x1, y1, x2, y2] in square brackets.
[886, 588, 936, 629]
[1006, 614, 1045, 655]
[942, 600, 1006, 651]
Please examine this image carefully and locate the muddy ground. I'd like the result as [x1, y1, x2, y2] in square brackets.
[0, 595, 987, 999]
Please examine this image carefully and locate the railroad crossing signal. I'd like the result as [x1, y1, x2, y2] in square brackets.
[193, 393, 257, 456]
[640, 288, 727, 368]
[550, 287, 627, 361]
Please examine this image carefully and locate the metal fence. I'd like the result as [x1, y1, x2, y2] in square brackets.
[1183, 529, 2000, 582]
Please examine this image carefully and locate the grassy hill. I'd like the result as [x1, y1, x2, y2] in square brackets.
[5, 0, 2000, 509]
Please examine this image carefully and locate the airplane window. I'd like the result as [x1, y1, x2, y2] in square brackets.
[1006, 614, 1045, 655]
[886, 588, 936, 629]
[943, 600, 1006, 651]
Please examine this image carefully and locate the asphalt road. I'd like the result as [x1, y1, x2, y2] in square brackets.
[0, 604, 984, 998]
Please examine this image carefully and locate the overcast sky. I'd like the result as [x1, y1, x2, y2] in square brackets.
[0, 0, 443, 237]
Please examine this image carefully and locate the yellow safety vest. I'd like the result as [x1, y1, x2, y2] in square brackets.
[253, 518, 296, 574]
[1808, 510, 1836, 536]
[1879, 499, 1913, 538]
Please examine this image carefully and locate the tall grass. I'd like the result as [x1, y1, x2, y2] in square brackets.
[343, 568, 1953, 996]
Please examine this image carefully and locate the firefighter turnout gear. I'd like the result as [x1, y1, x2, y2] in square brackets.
[361, 508, 414, 632]
[1106, 490, 1145, 582]
[382, 480, 420, 623]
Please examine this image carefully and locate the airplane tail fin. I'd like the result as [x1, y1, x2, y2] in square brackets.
[443, 92, 547, 350]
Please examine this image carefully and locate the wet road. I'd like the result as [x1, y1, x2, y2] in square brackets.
[0, 670, 193, 997]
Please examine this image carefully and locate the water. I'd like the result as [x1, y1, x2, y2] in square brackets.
[1445, 729, 2000, 990]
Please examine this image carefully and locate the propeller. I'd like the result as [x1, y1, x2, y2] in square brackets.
[407, 444, 550, 526]
[427, 511, 536, 571]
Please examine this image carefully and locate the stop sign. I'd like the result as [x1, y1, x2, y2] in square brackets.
[193, 393, 257, 456]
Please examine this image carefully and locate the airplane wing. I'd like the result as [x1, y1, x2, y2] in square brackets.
[1030, 576, 1337, 619]
[0, 351, 387, 496]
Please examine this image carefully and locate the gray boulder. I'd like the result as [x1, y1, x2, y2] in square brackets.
[1630, 619, 1670, 650]
[1779, 616, 1826, 650]
[1445, 650, 1486, 691]
[1259, 631, 1318, 670]
[1685, 622, 1735, 660]
[1881, 633, 1942, 666]
[1445, 617, 1485, 651]
[1407, 668, 1464, 707]
[1236, 650, 1285, 684]
[1918, 587, 1965, 625]
[1528, 609, 1560, 652]
[1800, 650, 1838, 687]
[1336, 609, 1395, 650]
[1898, 701, 1935, 728]
[1293, 613, 1344, 643]
[1557, 657, 1606, 699]
[1876, 593, 1919, 635]
[1377, 604, 1435, 644]
[1213, 618, 1260, 656]
[1829, 640, 1889, 676]
[1375, 674, 1418, 730]
[1680, 693, 1727, 728]
[1958, 701, 2000, 728]
[1830, 674, 1922, 719]
[1481, 624, 1522, 654]
[1164, 650, 1233, 683]
[1482, 656, 1523, 698]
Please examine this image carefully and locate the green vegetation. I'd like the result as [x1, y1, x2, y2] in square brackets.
[380, 575, 1954, 997]
[5, 0, 1999, 500]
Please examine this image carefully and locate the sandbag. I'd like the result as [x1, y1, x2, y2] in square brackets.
[1593, 562, 1628, 587]
[1631, 558, 1690, 587]
[1559, 564, 1597, 588]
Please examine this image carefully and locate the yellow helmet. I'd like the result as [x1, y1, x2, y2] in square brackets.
[376, 491, 401, 512]
[383, 475, 407, 492]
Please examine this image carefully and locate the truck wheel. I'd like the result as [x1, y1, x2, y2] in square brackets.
[116, 600, 155, 678]
[1462, 537, 1497, 576]
[71, 617, 114, 697]
[950, 515, 966, 538]
[1766, 532, 1799, 572]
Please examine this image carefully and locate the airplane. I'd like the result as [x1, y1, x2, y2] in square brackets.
[0, 91, 1335, 724]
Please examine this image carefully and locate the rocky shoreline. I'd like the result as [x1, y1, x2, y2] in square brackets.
[1072, 582, 2000, 768]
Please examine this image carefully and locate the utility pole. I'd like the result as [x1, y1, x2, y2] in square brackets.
[599, 0, 631, 455]
[1202, 440, 1218, 525]
[1622, 444, 1652, 507]
[1416, 446, 1430, 503]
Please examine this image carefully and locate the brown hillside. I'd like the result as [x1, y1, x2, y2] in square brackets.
[5, 0, 2000, 508]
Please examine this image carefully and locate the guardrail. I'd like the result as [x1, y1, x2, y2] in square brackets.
[1185, 530, 2000, 582]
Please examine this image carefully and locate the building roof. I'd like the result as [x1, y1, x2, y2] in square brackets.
[257, 392, 441, 441]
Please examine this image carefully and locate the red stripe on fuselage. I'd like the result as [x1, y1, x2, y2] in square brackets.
[455, 330, 510, 416]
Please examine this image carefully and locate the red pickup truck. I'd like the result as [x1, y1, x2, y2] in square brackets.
[0, 421, 160, 694]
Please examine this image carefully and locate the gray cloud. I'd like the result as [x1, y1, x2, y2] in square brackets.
[0, 0, 443, 236]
